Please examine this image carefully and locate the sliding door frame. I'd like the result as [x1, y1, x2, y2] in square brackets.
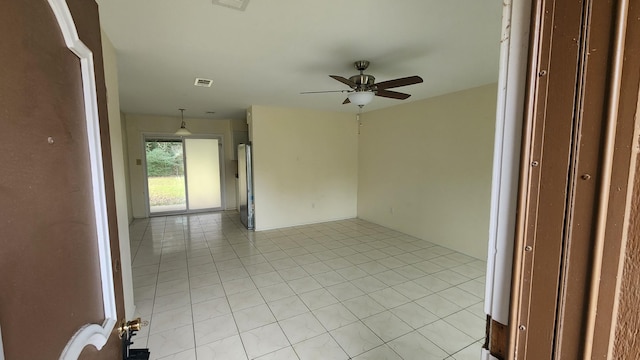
[142, 132, 226, 217]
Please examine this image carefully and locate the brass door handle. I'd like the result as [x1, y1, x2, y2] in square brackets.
[117, 317, 147, 338]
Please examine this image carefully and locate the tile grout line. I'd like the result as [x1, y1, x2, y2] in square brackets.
[184, 215, 200, 360]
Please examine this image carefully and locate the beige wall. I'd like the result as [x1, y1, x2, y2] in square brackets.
[124, 114, 246, 218]
[121, 111, 134, 223]
[358, 84, 497, 259]
[249, 106, 358, 230]
[101, 31, 135, 318]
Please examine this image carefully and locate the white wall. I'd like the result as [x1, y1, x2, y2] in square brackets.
[358, 84, 497, 259]
[101, 31, 135, 318]
[249, 106, 358, 230]
[125, 114, 246, 218]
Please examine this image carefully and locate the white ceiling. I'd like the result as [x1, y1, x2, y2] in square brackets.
[96, 0, 503, 120]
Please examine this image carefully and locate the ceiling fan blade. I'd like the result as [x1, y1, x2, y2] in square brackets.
[376, 89, 411, 100]
[300, 90, 349, 94]
[342, 98, 351, 104]
[375, 75, 423, 90]
[330, 75, 357, 88]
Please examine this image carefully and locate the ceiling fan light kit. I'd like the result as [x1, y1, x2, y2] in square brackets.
[301, 60, 423, 108]
[348, 91, 375, 107]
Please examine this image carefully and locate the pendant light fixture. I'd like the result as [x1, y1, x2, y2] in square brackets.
[175, 108, 191, 136]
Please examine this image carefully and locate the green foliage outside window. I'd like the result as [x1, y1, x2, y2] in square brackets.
[145, 141, 184, 177]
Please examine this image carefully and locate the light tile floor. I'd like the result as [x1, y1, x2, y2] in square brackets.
[129, 212, 486, 360]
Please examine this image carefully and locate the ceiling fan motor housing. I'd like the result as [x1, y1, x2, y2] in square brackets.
[349, 74, 376, 91]
[351, 60, 375, 91]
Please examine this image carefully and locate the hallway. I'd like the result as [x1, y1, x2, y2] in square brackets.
[129, 212, 486, 359]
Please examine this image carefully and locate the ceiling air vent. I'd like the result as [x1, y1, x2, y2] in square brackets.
[194, 78, 213, 87]
[212, 0, 250, 11]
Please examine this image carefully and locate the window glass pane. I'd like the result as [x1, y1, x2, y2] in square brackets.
[185, 138, 221, 210]
[145, 139, 186, 213]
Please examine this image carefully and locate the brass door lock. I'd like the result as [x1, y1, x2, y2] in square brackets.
[119, 317, 150, 359]
[117, 317, 147, 338]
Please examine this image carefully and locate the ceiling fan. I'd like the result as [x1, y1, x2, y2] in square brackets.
[301, 60, 424, 107]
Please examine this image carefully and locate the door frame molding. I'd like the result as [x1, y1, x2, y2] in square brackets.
[485, 0, 532, 326]
[47, 0, 117, 358]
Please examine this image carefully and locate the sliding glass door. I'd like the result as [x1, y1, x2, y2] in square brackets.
[145, 139, 187, 213]
[185, 138, 222, 210]
[144, 136, 223, 215]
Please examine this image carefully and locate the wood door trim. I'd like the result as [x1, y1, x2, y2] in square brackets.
[509, 0, 640, 358]
[509, 0, 588, 357]
[509, 0, 566, 356]
[488, 317, 508, 359]
[506, 0, 541, 352]
[582, 1, 630, 358]
[47, 0, 118, 357]
[601, 1, 640, 356]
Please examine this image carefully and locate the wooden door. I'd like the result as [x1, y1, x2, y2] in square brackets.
[0, 0, 125, 359]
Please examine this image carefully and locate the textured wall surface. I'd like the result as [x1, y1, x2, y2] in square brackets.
[614, 157, 640, 358]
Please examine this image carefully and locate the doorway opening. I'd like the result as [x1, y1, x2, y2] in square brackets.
[144, 136, 224, 215]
